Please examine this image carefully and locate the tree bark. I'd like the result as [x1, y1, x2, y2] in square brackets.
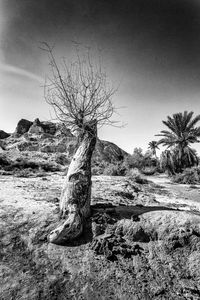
[48, 121, 97, 244]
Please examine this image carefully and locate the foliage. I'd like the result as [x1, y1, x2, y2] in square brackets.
[124, 148, 159, 173]
[157, 111, 200, 173]
[172, 166, 200, 184]
[0, 156, 61, 175]
[160, 149, 177, 175]
[148, 140, 159, 157]
[160, 147, 199, 175]
[54, 154, 70, 166]
[125, 148, 144, 169]
[103, 162, 127, 176]
[141, 166, 157, 176]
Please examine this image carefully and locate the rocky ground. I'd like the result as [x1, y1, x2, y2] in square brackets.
[1, 172, 200, 299]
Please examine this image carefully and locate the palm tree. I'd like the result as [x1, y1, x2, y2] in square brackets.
[148, 141, 159, 158]
[160, 150, 176, 175]
[157, 111, 200, 172]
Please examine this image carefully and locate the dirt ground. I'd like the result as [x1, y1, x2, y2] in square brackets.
[146, 174, 200, 212]
[1, 173, 200, 299]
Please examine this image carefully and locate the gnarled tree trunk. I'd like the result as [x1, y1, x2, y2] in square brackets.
[48, 121, 97, 244]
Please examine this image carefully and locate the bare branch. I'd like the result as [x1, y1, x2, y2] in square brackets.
[42, 43, 120, 135]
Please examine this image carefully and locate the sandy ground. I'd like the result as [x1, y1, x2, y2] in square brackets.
[146, 174, 200, 213]
[1, 173, 200, 299]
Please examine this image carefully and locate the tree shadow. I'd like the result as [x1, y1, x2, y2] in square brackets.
[61, 203, 179, 247]
[92, 203, 179, 219]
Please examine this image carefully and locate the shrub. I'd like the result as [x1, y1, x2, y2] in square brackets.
[40, 162, 61, 172]
[124, 148, 159, 172]
[55, 154, 70, 165]
[124, 148, 144, 169]
[2, 157, 61, 173]
[141, 166, 157, 176]
[103, 162, 127, 176]
[132, 174, 148, 184]
[92, 165, 103, 175]
[0, 155, 11, 167]
[172, 167, 200, 184]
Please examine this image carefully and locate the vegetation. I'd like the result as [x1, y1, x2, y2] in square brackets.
[157, 111, 200, 174]
[124, 148, 159, 175]
[0, 155, 61, 176]
[172, 166, 200, 184]
[148, 140, 159, 158]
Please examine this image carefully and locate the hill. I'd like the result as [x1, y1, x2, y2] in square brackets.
[0, 118, 128, 176]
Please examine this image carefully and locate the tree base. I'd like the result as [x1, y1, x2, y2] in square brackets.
[48, 212, 83, 245]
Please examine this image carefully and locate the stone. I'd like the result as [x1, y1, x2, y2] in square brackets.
[0, 130, 10, 139]
[40, 121, 57, 135]
[29, 118, 44, 135]
[14, 119, 33, 136]
[90, 232, 144, 261]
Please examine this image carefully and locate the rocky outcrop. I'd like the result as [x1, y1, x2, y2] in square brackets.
[29, 118, 45, 134]
[94, 139, 128, 163]
[0, 118, 128, 173]
[29, 118, 59, 135]
[0, 130, 10, 139]
[14, 119, 33, 136]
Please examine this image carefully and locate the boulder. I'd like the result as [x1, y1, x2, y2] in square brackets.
[29, 119, 59, 136]
[14, 119, 33, 136]
[40, 121, 57, 135]
[0, 130, 10, 139]
[29, 118, 44, 135]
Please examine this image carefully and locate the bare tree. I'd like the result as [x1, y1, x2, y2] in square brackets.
[42, 43, 117, 244]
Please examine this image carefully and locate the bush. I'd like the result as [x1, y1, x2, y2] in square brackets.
[103, 162, 127, 176]
[132, 174, 148, 184]
[2, 157, 61, 173]
[0, 155, 11, 167]
[55, 154, 70, 165]
[92, 165, 103, 175]
[124, 148, 144, 170]
[124, 148, 159, 172]
[141, 167, 157, 176]
[172, 167, 200, 184]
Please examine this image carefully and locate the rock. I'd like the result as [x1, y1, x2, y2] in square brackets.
[55, 123, 74, 137]
[1, 118, 129, 174]
[40, 121, 57, 135]
[14, 119, 33, 136]
[56, 142, 66, 153]
[28, 119, 73, 137]
[0, 130, 10, 139]
[0, 140, 6, 151]
[90, 232, 143, 261]
[94, 139, 128, 163]
[17, 141, 39, 152]
[40, 144, 56, 153]
[29, 118, 44, 135]
[92, 222, 106, 237]
[0, 155, 11, 167]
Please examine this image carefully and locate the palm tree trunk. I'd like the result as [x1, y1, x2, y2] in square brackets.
[48, 121, 97, 244]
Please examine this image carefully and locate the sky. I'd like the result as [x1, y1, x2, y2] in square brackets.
[1, 0, 200, 154]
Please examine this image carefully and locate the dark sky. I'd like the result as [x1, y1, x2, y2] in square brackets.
[1, 0, 200, 152]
